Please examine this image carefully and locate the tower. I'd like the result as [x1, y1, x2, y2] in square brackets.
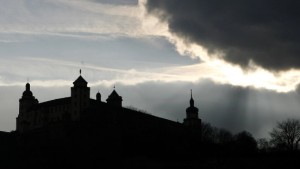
[183, 90, 201, 127]
[71, 70, 90, 120]
[106, 87, 122, 107]
[17, 83, 39, 132]
[96, 91, 101, 101]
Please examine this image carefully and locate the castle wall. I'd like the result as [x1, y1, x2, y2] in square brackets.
[24, 103, 72, 130]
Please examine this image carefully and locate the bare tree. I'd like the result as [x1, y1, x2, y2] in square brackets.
[257, 138, 270, 152]
[201, 122, 219, 143]
[270, 119, 300, 151]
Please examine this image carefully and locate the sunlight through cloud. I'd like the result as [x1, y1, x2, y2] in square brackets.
[0, 0, 299, 93]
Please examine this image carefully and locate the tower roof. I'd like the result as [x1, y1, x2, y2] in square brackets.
[73, 75, 88, 86]
[106, 86, 123, 107]
[96, 91, 101, 96]
[107, 90, 121, 99]
[96, 91, 101, 101]
[22, 83, 33, 97]
[186, 105, 198, 114]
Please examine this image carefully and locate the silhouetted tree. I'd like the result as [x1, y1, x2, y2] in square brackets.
[270, 119, 300, 151]
[217, 129, 233, 145]
[257, 138, 270, 152]
[201, 122, 234, 145]
[234, 131, 257, 154]
[201, 122, 218, 143]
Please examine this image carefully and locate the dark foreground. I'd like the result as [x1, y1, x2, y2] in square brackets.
[0, 131, 299, 169]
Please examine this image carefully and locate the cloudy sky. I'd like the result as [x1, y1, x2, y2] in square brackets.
[1, 0, 300, 138]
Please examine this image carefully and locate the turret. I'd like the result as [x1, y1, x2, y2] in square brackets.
[183, 90, 201, 127]
[96, 91, 101, 101]
[17, 82, 39, 132]
[106, 87, 122, 107]
[71, 70, 90, 120]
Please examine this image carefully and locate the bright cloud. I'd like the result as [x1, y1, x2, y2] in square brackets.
[0, 0, 299, 93]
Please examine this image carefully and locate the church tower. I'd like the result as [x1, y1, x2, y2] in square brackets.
[17, 83, 39, 132]
[71, 70, 90, 120]
[183, 90, 201, 128]
[106, 87, 122, 107]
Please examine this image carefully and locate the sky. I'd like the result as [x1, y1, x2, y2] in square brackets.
[1, 0, 300, 138]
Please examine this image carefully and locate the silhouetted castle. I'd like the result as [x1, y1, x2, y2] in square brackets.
[1, 71, 294, 168]
[17, 71, 201, 133]
[11, 71, 202, 167]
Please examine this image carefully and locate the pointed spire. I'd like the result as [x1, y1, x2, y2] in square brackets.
[73, 73, 88, 87]
[185, 89, 199, 124]
[190, 89, 194, 107]
[80, 69, 82, 75]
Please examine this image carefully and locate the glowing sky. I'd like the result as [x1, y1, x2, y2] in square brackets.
[1, 0, 300, 138]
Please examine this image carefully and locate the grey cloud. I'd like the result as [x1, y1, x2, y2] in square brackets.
[145, 0, 300, 71]
[0, 86, 23, 132]
[114, 80, 300, 138]
[92, 0, 138, 5]
[0, 35, 197, 70]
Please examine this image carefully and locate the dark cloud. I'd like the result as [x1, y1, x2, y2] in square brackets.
[145, 0, 300, 71]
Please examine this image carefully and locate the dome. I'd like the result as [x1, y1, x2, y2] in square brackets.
[22, 90, 33, 97]
[22, 83, 33, 97]
[186, 106, 198, 114]
[96, 92, 101, 101]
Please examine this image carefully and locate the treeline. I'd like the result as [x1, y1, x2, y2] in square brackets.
[200, 118, 300, 156]
[258, 119, 300, 152]
[198, 122, 258, 157]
